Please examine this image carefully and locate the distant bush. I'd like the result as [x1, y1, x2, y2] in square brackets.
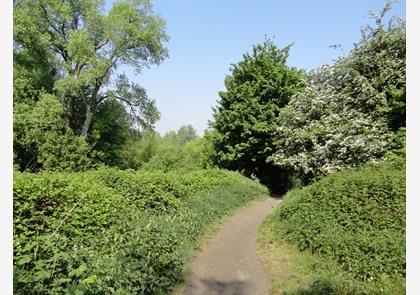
[117, 126, 204, 171]
[270, 159, 405, 284]
[143, 145, 197, 172]
[143, 140, 206, 172]
[14, 168, 267, 294]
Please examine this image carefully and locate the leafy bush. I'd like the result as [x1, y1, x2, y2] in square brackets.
[13, 93, 93, 172]
[143, 145, 203, 172]
[270, 159, 405, 286]
[14, 168, 268, 294]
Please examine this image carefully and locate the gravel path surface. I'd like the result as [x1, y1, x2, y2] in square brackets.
[181, 197, 280, 295]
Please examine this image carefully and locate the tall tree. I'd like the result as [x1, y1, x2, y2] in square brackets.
[14, 0, 168, 137]
[14, 0, 168, 171]
[207, 39, 303, 193]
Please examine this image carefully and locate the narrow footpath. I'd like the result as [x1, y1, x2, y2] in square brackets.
[180, 197, 280, 295]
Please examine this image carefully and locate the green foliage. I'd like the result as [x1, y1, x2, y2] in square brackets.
[162, 125, 198, 146]
[13, 0, 169, 170]
[38, 131, 93, 172]
[118, 125, 203, 171]
[142, 138, 205, 172]
[337, 9, 406, 131]
[269, 80, 391, 182]
[118, 130, 159, 169]
[259, 217, 404, 295]
[14, 168, 268, 294]
[143, 145, 195, 172]
[14, 93, 92, 171]
[270, 160, 405, 288]
[207, 39, 304, 193]
[13, 1, 57, 104]
[89, 99, 132, 166]
[270, 8, 405, 184]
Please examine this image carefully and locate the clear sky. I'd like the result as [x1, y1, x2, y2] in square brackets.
[113, 0, 405, 136]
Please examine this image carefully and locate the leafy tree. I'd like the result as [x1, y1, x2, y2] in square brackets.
[118, 129, 160, 169]
[14, 0, 168, 135]
[162, 124, 198, 146]
[269, 76, 391, 182]
[13, 0, 169, 170]
[176, 125, 199, 145]
[269, 4, 405, 182]
[207, 39, 304, 193]
[317, 3, 405, 131]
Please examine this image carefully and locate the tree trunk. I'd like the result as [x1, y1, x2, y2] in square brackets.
[81, 103, 93, 137]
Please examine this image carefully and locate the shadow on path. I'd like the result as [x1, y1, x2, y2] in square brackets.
[185, 278, 251, 295]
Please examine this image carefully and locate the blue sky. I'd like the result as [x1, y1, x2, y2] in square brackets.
[113, 0, 405, 136]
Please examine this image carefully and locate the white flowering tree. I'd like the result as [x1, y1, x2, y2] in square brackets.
[269, 3, 405, 182]
[268, 78, 391, 181]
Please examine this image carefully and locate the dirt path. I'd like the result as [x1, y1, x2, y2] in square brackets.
[180, 197, 280, 295]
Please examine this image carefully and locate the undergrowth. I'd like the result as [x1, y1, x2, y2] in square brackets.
[14, 167, 268, 294]
[261, 159, 405, 294]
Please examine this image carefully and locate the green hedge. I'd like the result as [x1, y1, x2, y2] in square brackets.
[270, 160, 405, 287]
[14, 167, 268, 294]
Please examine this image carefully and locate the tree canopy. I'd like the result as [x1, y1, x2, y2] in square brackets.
[14, 0, 169, 171]
[206, 39, 304, 193]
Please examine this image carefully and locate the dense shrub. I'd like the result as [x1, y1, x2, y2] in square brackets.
[14, 168, 267, 294]
[13, 94, 93, 172]
[143, 146, 198, 172]
[270, 159, 405, 284]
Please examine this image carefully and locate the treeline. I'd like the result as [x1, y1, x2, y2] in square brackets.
[14, 0, 405, 184]
[117, 125, 206, 171]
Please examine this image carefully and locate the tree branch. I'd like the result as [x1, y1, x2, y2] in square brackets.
[95, 39, 109, 51]
[95, 95, 108, 106]
[40, 4, 63, 37]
